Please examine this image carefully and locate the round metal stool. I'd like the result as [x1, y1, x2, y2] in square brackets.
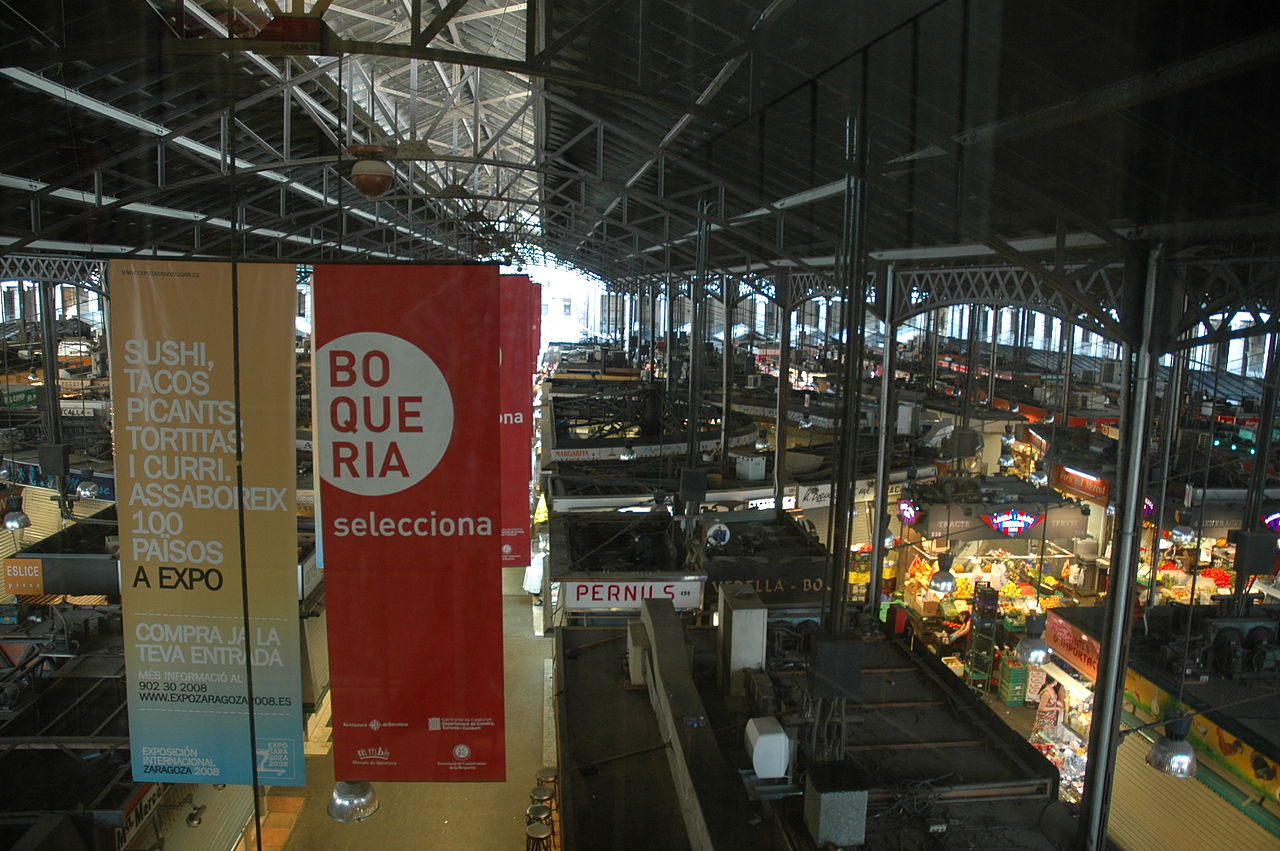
[529, 784, 555, 809]
[525, 803, 553, 826]
[535, 766, 558, 789]
[525, 822, 553, 851]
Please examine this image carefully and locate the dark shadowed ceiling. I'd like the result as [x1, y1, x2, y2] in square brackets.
[1, 0, 1279, 335]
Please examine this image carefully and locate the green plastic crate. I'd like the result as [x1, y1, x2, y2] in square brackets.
[999, 681, 1027, 705]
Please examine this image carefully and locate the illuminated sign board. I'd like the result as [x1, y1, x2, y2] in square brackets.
[982, 509, 1044, 537]
[897, 498, 922, 526]
[1264, 511, 1280, 533]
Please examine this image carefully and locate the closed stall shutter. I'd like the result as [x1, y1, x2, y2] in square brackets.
[804, 505, 872, 553]
[1109, 734, 1278, 851]
[0, 485, 113, 557]
[301, 610, 330, 708]
[850, 501, 872, 551]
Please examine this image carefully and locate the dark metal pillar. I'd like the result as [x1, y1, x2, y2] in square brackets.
[929, 306, 940, 392]
[720, 278, 736, 457]
[687, 203, 711, 467]
[1242, 329, 1280, 530]
[1080, 245, 1161, 851]
[869, 264, 897, 612]
[664, 271, 676, 396]
[774, 277, 792, 510]
[822, 295, 834, 372]
[1232, 326, 1280, 611]
[38, 282, 64, 450]
[962, 305, 980, 427]
[1148, 344, 1187, 606]
[824, 111, 868, 632]
[988, 307, 1000, 406]
[1061, 318, 1075, 425]
[647, 278, 658, 371]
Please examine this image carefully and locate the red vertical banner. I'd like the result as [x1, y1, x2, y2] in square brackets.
[500, 275, 533, 568]
[313, 265, 505, 781]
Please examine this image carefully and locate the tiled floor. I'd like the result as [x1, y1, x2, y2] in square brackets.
[274, 594, 555, 851]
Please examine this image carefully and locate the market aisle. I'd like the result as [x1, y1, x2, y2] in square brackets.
[282, 594, 553, 851]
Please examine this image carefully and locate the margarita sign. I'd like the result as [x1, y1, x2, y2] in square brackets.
[983, 509, 1044, 537]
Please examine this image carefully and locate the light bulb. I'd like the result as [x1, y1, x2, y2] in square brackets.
[1170, 523, 1196, 545]
[929, 551, 957, 593]
[1015, 635, 1053, 666]
[1145, 714, 1196, 779]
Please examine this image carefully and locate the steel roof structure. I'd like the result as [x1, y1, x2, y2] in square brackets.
[0, 1, 1278, 347]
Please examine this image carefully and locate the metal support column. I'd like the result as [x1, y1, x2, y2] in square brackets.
[824, 111, 868, 632]
[988, 307, 1000, 406]
[664, 271, 676, 394]
[1233, 326, 1280, 611]
[868, 264, 897, 612]
[963, 305, 980, 427]
[1080, 245, 1161, 851]
[1148, 344, 1187, 606]
[773, 277, 792, 510]
[1061, 319, 1075, 424]
[647, 278, 658, 371]
[720, 278, 735, 458]
[687, 203, 711, 467]
[929, 306, 940, 392]
[38, 281, 64, 451]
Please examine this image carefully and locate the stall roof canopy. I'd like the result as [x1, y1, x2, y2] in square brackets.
[1, 1, 1279, 338]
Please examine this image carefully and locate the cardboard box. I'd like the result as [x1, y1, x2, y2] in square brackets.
[906, 587, 939, 617]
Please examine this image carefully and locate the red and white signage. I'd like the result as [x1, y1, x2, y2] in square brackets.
[1052, 463, 1111, 505]
[315, 264, 505, 781]
[1044, 611, 1100, 681]
[563, 580, 704, 611]
[982, 509, 1044, 537]
[500, 275, 534, 567]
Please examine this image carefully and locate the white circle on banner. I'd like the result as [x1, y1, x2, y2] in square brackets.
[317, 331, 452, 496]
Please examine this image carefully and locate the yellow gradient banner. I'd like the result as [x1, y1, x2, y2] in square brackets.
[110, 260, 302, 785]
